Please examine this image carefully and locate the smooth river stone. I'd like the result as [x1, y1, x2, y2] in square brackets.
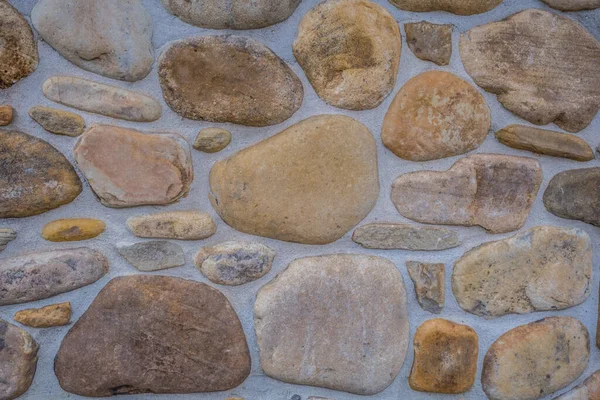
[406, 261, 445, 314]
[389, 0, 502, 14]
[210, 115, 379, 245]
[0, 130, 82, 218]
[453, 226, 592, 318]
[14, 302, 72, 328]
[0, 319, 39, 399]
[32, 0, 154, 82]
[117, 241, 185, 272]
[405, 22, 453, 66]
[194, 128, 231, 153]
[55, 275, 251, 396]
[74, 125, 193, 208]
[542, 0, 600, 11]
[392, 154, 542, 233]
[0, 2, 38, 89]
[554, 370, 600, 400]
[0, 228, 16, 252]
[0, 105, 14, 126]
[293, 0, 402, 110]
[158, 36, 303, 127]
[29, 106, 85, 137]
[127, 210, 216, 240]
[42, 218, 106, 242]
[460, 9, 600, 133]
[0, 247, 109, 306]
[544, 167, 600, 227]
[482, 317, 590, 400]
[255, 254, 409, 395]
[382, 71, 490, 161]
[352, 223, 460, 250]
[42, 76, 162, 122]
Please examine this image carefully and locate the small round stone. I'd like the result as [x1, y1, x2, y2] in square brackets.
[193, 128, 232, 153]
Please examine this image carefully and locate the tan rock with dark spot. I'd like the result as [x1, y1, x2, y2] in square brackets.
[42, 218, 106, 242]
[127, 210, 216, 240]
[406, 262, 445, 314]
[193, 128, 231, 153]
[389, 0, 502, 15]
[542, 0, 600, 11]
[14, 302, 72, 328]
[29, 106, 85, 137]
[554, 370, 600, 399]
[0, 105, 14, 126]
[352, 223, 460, 251]
[0, 1, 38, 88]
[0, 319, 39, 399]
[405, 22, 453, 66]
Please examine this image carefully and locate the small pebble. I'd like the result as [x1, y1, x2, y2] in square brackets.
[193, 128, 231, 153]
[14, 302, 72, 328]
[0, 104, 14, 126]
[29, 105, 85, 137]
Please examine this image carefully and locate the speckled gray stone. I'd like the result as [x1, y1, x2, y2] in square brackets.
[353, 223, 460, 251]
[117, 241, 185, 272]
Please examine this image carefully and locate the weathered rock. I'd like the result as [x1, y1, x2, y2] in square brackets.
[0, 130, 82, 218]
[0, 319, 38, 399]
[42, 76, 162, 122]
[74, 125, 193, 208]
[127, 210, 216, 240]
[0, 228, 16, 252]
[195, 241, 275, 286]
[382, 71, 490, 161]
[255, 254, 409, 395]
[405, 22, 453, 66]
[554, 370, 600, 399]
[55, 275, 251, 396]
[496, 125, 595, 161]
[14, 302, 72, 328]
[542, 0, 600, 11]
[544, 168, 600, 227]
[159, 36, 302, 127]
[42, 218, 105, 242]
[389, 0, 502, 14]
[210, 115, 379, 244]
[0, 1, 38, 88]
[194, 128, 231, 153]
[293, 0, 401, 110]
[453, 226, 592, 318]
[352, 223, 460, 251]
[0, 105, 14, 126]
[117, 241, 185, 272]
[29, 106, 85, 137]
[0, 247, 108, 305]
[32, 0, 154, 82]
[406, 262, 445, 314]
[460, 9, 600, 133]
[482, 317, 590, 400]
[409, 319, 478, 394]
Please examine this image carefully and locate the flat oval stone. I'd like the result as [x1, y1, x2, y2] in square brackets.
[460, 9, 600, 133]
[127, 210, 216, 240]
[0, 228, 16, 252]
[554, 370, 600, 399]
[117, 241, 185, 272]
[0, 247, 109, 306]
[74, 125, 193, 208]
[29, 106, 85, 137]
[255, 254, 409, 395]
[14, 302, 72, 328]
[0, 319, 39, 399]
[193, 128, 231, 153]
[42, 218, 106, 242]
[0, 105, 14, 126]
[389, 0, 502, 15]
[482, 317, 590, 400]
[0, 2, 38, 88]
[382, 71, 490, 161]
[0, 130, 82, 218]
[542, 0, 600, 11]
[405, 22, 453, 66]
[209, 115, 379, 244]
[32, 0, 153, 82]
[352, 223, 460, 251]
[293, 0, 401, 110]
[158, 36, 303, 127]
[55, 275, 251, 396]
[452, 226, 592, 318]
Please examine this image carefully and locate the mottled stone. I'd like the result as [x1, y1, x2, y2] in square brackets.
[117, 241, 185, 272]
[127, 210, 216, 240]
[32, 0, 153, 82]
[0, 1, 38, 88]
[0, 130, 82, 218]
[0, 248, 108, 306]
[554, 370, 600, 399]
[382, 71, 490, 161]
[0, 319, 38, 399]
[496, 125, 595, 161]
[210, 115, 379, 244]
[43, 76, 162, 122]
[407, 262, 445, 314]
[460, 9, 600, 133]
[542, 0, 600, 11]
[544, 168, 600, 227]
[195, 241, 275, 286]
[0, 228, 16, 252]
[255, 254, 409, 395]
[389, 0, 502, 14]
[159, 36, 303, 127]
[193, 128, 231, 153]
[28, 106, 85, 137]
[14, 302, 71, 328]
[42, 219, 105, 242]
[55, 275, 251, 396]
[482, 317, 590, 400]
[0, 105, 14, 126]
[353, 223, 460, 251]
[409, 319, 478, 394]
[405, 22, 453, 66]
[74, 125, 193, 208]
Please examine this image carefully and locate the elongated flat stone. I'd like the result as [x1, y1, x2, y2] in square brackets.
[0, 228, 16, 252]
[389, 0, 502, 15]
[14, 302, 72, 328]
[352, 223, 460, 251]
[542, 0, 600, 11]
[407, 261, 445, 314]
[405, 22, 453, 66]
[0, 2, 38, 88]
[117, 241, 185, 272]
[554, 370, 600, 399]
[42, 218, 105, 242]
[0, 319, 39, 399]
[127, 210, 216, 240]
[29, 106, 85, 137]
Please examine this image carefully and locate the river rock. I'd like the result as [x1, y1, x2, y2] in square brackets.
[482, 317, 590, 400]
[42, 218, 105, 242]
[544, 168, 600, 227]
[0, 247, 108, 305]
[14, 302, 71, 328]
[352, 223, 460, 251]
[74, 125, 193, 208]
[389, 0, 502, 14]
[29, 106, 85, 137]
[0, 2, 38, 88]
[0, 228, 16, 252]
[159, 36, 303, 127]
[405, 22, 453, 66]
[0, 105, 14, 126]
[293, 0, 401, 110]
[542, 0, 600, 11]
[0, 319, 39, 399]
[460, 9, 600, 133]
[554, 370, 600, 399]
[194, 128, 231, 153]
[195, 241, 275, 286]
[55, 275, 251, 396]
[43, 76, 162, 122]
[255, 254, 409, 395]
[32, 0, 153, 82]
[0, 130, 82, 218]
[127, 210, 216, 240]
[117, 241, 185, 272]
[210, 115, 379, 244]
[407, 261, 445, 314]
[382, 71, 490, 161]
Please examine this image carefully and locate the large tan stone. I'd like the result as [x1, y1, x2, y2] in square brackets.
[542, 0, 600, 11]
[0, 1, 38, 88]
[389, 0, 502, 15]
[554, 370, 600, 399]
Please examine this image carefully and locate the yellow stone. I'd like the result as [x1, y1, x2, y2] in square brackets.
[14, 302, 71, 328]
[41, 218, 105, 242]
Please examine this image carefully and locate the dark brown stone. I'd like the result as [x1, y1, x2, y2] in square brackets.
[0, 319, 39, 399]
[0, 1, 38, 88]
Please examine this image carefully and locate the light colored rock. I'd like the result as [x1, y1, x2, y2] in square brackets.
[193, 128, 231, 153]
[460, 9, 600, 133]
[407, 261, 445, 314]
[158, 36, 303, 127]
[293, 0, 401, 110]
[210, 115, 379, 244]
[352, 223, 460, 251]
[14, 302, 72, 328]
[554, 370, 600, 399]
[0, 228, 16, 252]
[255, 254, 409, 395]
[0, 1, 38, 88]
[117, 241, 185, 272]
[42, 218, 105, 242]
[405, 22, 453, 66]
[29, 106, 85, 137]
[391, 154, 542, 233]
[42, 76, 162, 122]
[0, 319, 39, 399]
[74, 125, 193, 208]
[382, 71, 490, 161]
[0, 105, 14, 126]
[389, 0, 502, 14]
[32, 0, 153, 82]
[127, 210, 216, 240]
[482, 317, 590, 400]
[542, 0, 600, 11]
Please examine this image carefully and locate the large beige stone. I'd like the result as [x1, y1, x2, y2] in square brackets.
[389, 0, 502, 15]
[0, 1, 38, 88]
[542, 0, 600, 11]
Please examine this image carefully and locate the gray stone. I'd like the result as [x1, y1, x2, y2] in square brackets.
[542, 0, 600, 11]
[352, 223, 460, 251]
[193, 128, 231, 153]
[406, 262, 445, 314]
[0, 228, 16, 252]
[0, 1, 38, 88]
[405, 22, 453, 66]
[29, 106, 85, 137]
[117, 241, 185, 272]
[0, 319, 39, 399]
[127, 210, 216, 240]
